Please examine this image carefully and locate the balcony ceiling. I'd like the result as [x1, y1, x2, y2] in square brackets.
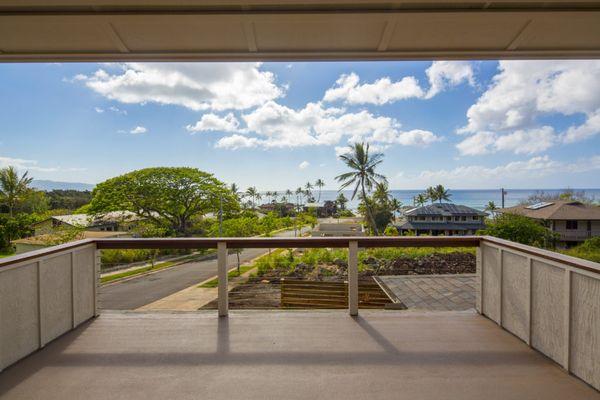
[1, 1, 600, 61]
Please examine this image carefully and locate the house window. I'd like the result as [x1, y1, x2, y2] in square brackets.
[472, 216, 479, 221]
[566, 220, 578, 230]
[461, 216, 467, 221]
[445, 216, 451, 221]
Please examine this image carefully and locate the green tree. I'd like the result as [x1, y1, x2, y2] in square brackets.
[0, 213, 36, 250]
[245, 186, 260, 209]
[433, 184, 451, 203]
[390, 198, 402, 221]
[336, 143, 386, 235]
[485, 201, 498, 219]
[425, 186, 437, 204]
[0, 166, 34, 217]
[413, 193, 427, 207]
[336, 192, 348, 210]
[479, 213, 557, 248]
[304, 182, 313, 200]
[315, 179, 325, 202]
[88, 167, 238, 237]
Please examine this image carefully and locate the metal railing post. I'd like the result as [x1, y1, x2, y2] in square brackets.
[217, 241, 228, 317]
[348, 240, 358, 316]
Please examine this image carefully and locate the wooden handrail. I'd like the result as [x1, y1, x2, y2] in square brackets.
[93, 236, 482, 249]
[1, 235, 598, 275]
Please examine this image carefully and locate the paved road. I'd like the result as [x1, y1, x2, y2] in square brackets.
[99, 227, 309, 310]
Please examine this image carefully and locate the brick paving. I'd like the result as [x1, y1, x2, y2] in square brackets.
[377, 274, 476, 311]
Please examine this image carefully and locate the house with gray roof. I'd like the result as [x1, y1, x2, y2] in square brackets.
[397, 203, 487, 236]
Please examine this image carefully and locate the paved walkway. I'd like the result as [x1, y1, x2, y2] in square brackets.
[377, 274, 476, 311]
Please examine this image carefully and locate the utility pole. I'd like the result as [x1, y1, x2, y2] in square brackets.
[501, 188, 507, 209]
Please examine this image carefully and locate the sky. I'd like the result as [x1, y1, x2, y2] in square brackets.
[0, 60, 599, 191]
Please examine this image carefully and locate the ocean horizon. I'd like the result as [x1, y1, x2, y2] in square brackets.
[265, 188, 600, 211]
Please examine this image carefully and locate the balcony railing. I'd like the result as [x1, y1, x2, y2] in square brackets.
[555, 230, 600, 241]
[0, 236, 598, 391]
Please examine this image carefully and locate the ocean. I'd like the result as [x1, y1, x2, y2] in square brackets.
[279, 189, 600, 211]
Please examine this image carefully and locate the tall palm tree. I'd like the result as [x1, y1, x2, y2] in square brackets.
[335, 142, 386, 235]
[295, 187, 304, 212]
[265, 191, 273, 203]
[390, 198, 402, 221]
[0, 166, 33, 217]
[485, 201, 498, 219]
[336, 192, 348, 210]
[245, 187, 259, 209]
[304, 182, 313, 201]
[413, 193, 427, 207]
[230, 183, 241, 201]
[285, 189, 293, 203]
[433, 184, 451, 203]
[425, 186, 437, 204]
[314, 179, 325, 203]
[272, 191, 278, 203]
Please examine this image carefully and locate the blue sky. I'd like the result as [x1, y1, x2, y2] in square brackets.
[0, 60, 599, 190]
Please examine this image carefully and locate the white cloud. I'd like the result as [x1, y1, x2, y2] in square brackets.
[130, 126, 147, 134]
[0, 156, 85, 173]
[215, 134, 259, 150]
[186, 113, 241, 133]
[76, 63, 283, 112]
[94, 107, 104, 113]
[425, 61, 475, 99]
[323, 73, 424, 105]
[562, 109, 600, 143]
[396, 155, 600, 189]
[495, 127, 557, 154]
[459, 60, 600, 135]
[215, 101, 439, 150]
[455, 132, 496, 156]
[298, 161, 310, 169]
[323, 61, 474, 105]
[456, 127, 558, 156]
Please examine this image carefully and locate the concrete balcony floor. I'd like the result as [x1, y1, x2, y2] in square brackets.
[0, 310, 598, 400]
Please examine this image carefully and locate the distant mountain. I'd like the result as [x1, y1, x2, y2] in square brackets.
[31, 180, 95, 191]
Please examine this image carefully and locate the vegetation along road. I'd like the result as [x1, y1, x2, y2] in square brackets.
[99, 227, 309, 310]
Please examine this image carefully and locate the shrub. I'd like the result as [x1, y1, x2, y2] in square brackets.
[478, 213, 557, 248]
[562, 237, 600, 263]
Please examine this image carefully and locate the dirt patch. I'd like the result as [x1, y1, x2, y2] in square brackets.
[364, 252, 476, 276]
[201, 278, 281, 309]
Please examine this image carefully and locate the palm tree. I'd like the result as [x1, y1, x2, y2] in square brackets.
[433, 184, 451, 203]
[0, 166, 33, 217]
[413, 193, 427, 207]
[265, 191, 273, 203]
[304, 182, 313, 201]
[425, 186, 437, 204]
[295, 187, 304, 212]
[285, 189, 293, 204]
[315, 179, 325, 203]
[390, 198, 402, 221]
[485, 201, 498, 219]
[336, 192, 348, 210]
[335, 142, 386, 235]
[245, 187, 259, 209]
[272, 191, 278, 203]
[230, 183, 241, 201]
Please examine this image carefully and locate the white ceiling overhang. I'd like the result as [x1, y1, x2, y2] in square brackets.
[1, 1, 600, 61]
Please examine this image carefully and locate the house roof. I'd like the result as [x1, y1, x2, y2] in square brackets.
[405, 203, 487, 217]
[397, 222, 485, 231]
[498, 201, 600, 220]
[12, 231, 128, 245]
[51, 214, 92, 227]
[34, 211, 146, 229]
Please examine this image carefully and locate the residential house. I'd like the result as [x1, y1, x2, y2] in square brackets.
[12, 230, 131, 254]
[397, 203, 487, 236]
[311, 221, 364, 237]
[32, 211, 145, 236]
[498, 201, 600, 248]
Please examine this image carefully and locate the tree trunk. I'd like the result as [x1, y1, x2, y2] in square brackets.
[361, 184, 379, 236]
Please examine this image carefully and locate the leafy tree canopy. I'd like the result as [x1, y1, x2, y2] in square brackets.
[88, 167, 239, 236]
[478, 213, 557, 248]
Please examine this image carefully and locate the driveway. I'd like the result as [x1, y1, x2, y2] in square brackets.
[99, 227, 309, 310]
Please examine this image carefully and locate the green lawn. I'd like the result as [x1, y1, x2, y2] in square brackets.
[198, 265, 256, 288]
[0, 250, 15, 259]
